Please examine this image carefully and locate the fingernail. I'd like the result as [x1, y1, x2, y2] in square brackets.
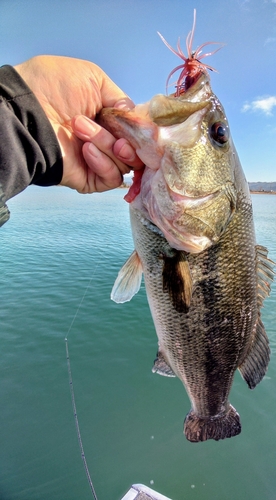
[114, 97, 135, 111]
[73, 115, 97, 139]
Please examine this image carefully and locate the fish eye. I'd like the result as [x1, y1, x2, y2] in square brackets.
[210, 122, 229, 146]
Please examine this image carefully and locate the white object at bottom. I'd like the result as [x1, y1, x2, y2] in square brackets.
[121, 483, 172, 500]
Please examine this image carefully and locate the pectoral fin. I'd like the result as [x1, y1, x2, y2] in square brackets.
[111, 250, 143, 303]
[162, 251, 193, 313]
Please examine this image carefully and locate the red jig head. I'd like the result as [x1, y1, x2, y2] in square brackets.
[158, 9, 224, 97]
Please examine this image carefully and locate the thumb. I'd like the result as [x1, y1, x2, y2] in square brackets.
[99, 72, 135, 110]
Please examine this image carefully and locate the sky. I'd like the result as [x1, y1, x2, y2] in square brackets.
[0, 0, 275, 182]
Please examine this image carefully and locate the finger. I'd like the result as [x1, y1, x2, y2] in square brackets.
[82, 142, 124, 192]
[72, 115, 137, 174]
[113, 138, 144, 170]
[98, 71, 135, 109]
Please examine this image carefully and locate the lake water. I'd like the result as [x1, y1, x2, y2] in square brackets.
[0, 187, 275, 500]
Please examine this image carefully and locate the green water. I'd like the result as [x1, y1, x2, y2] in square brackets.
[0, 187, 275, 500]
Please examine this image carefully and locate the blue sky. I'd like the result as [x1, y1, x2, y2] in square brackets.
[0, 0, 275, 181]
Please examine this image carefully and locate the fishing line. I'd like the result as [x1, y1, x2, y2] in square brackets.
[65, 269, 99, 500]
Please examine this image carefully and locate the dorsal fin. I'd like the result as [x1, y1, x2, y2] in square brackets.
[255, 244, 275, 308]
[238, 245, 275, 389]
[238, 318, 270, 389]
[111, 250, 143, 303]
[162, 251, 193, 313]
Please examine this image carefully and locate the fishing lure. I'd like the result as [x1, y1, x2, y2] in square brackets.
[158, 9, 224, 96]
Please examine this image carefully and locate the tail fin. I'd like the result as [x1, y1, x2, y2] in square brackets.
[184, 405, 241, 442]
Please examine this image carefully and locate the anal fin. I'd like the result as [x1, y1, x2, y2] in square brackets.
[152, 350, 176, 377]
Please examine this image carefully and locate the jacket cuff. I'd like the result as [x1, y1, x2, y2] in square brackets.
[0, 65, 63, 197]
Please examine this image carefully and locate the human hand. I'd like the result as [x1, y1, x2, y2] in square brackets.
[14, 55, 143, 193]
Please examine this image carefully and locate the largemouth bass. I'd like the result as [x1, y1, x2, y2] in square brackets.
[98, 47, 274, 444]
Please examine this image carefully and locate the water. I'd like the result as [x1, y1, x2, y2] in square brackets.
[0, 187, 275, 500]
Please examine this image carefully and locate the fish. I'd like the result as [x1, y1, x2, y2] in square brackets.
[98, 14, 275, 442]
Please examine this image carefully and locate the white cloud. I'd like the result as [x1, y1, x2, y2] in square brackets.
[264, 37, 276, 46]
[242, 96, 276, 116]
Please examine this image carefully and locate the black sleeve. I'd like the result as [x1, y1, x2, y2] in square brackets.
[0, 65, 63, 226]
